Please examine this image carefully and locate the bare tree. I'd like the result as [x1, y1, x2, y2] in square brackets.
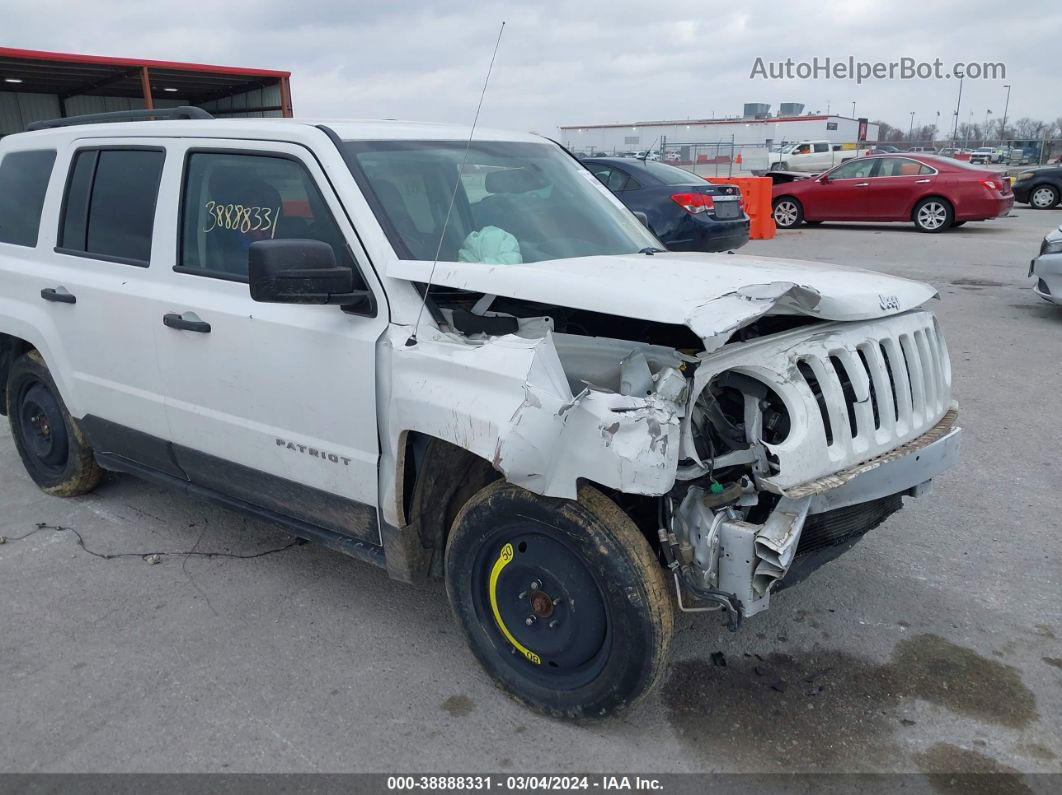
[872, 120, 896, 142]
[1013, 117, 1046, 139]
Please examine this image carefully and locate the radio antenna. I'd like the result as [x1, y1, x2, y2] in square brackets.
[407, 20, 506, 347]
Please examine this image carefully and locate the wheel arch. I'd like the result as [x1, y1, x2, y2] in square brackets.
[909, 193, 954, 220]
[390, 431, 502, 577]
[0, 333, 36, 415]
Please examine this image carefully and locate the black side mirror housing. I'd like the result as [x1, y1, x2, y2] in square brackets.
[248, 239, 373, 311]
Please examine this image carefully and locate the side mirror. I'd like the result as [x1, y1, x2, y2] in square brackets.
[248, 239, 372, 311]
[818, 174, 830, 184]
[633, 210, 650, 227]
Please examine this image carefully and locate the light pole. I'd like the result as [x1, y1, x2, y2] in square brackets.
[851, 101, 856, 118]
[999, 84, 1011, 144]
[908, 111, 915, 143]
[951, 76, 963, 147]
[983, 109, 992, 148]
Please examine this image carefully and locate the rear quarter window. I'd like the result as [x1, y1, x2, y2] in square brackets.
[0, 149, 57, 247]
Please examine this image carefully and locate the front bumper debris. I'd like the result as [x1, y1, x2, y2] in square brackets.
[670, 414, 962, 620]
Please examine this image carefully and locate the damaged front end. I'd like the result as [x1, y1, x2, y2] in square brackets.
[661, 309, 961, 626]
[384, 258, 959, 628]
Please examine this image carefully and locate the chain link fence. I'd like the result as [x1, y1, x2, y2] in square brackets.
[572, 138, 1062, 177]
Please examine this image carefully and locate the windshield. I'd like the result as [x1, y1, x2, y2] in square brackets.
[341, 140, 660, 263]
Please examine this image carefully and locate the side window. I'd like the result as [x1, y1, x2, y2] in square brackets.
[877, 158, 926, 177]
[59, 149, 165, 265]
[0, 150, 57, 247]
[829, 159, 875, 180]
[919, 164, 936, 175]
[795, 144, 811, 155]
[589, 165, 633, 192]
[179, 152, 354, 281]
[814, 143, 830, 153]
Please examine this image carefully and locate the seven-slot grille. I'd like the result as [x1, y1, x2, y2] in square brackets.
[795, 316, 950, 459]
[689, 310, 954, 492]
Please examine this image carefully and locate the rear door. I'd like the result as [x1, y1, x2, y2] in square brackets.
[151, 140, 388, 542]
[806, 158, 876, 220]
[27, 140, 179, 472]
[864, 157, 936, 220]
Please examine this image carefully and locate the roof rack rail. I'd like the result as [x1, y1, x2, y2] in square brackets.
[26, 106, 213, 132]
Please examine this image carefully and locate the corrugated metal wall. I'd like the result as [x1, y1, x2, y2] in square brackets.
[0, 92, 61, 135]
[1, 83, 282, 137]
[200, 83, 283, 118]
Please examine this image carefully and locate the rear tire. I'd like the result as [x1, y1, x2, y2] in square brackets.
[913, 197, 953, 233]
[445, 481, 673, 719]
[1029, 185, 1059, 209]
[6, 350, 103, 496]
[772, 197, 804, 228]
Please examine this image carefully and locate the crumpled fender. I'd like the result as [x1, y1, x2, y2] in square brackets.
[377, 326, 681, 526]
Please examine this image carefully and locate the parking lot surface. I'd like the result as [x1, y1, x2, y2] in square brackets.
[1, 207, 1060, 776]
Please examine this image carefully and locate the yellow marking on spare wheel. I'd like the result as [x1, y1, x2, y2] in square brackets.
[489, 543, 541, 665]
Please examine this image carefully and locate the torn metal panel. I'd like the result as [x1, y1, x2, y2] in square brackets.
[751, 496, 812, 597]
[378, 326, 684, 518]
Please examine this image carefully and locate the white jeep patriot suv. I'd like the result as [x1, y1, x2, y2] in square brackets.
[0, 108, 961, 718]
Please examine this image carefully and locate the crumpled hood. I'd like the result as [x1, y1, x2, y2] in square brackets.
[388, 251, 937, 351]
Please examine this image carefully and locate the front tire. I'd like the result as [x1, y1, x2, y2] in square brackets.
[772, 196, 804, 228]
[913, 197, 953, 232]
[1029, 185, 1059, 209]
[445, 481, 673, 719]
[6, 350, 103, 496]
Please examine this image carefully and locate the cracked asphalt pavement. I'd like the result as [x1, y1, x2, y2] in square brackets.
[1, 207, 1060, 776]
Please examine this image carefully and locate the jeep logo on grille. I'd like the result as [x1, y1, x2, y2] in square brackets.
[879, 294, 900, 311]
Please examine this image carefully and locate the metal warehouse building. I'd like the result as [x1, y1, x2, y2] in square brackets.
[0, 47, 292, 137]
[559, 115, 879, 155]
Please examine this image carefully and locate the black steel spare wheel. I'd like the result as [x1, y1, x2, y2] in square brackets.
[7, 351, 103, 496]
[18, 382, 69, 474]
[445, 481, 673, 719]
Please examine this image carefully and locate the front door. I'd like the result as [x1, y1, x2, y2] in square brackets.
[804, 158, 876, 220]
[151, 141, 388, 543]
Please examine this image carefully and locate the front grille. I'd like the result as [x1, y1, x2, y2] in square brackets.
[689, 310, 953, 493]
[795, 315, 950, 452]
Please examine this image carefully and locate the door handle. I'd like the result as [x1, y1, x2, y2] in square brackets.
[854, 182, 869, 187]
[915, 178, 931, 183]
[41, 287, 76, 304]
[163, 312, 211, 333]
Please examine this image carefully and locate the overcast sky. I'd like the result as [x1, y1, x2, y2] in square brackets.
[5, 0, 1060, 135]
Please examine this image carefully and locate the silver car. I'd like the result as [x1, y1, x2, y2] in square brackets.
[1030, 224, 1062, 305]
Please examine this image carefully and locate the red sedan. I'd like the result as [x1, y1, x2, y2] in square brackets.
[771, 154, 1013, 233]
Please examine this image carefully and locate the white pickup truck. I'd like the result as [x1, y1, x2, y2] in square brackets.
[0, 108, 960, 719]
[769, 140, 867, 172]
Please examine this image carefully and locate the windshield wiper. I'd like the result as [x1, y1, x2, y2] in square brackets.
[639, 246, 666, 255]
